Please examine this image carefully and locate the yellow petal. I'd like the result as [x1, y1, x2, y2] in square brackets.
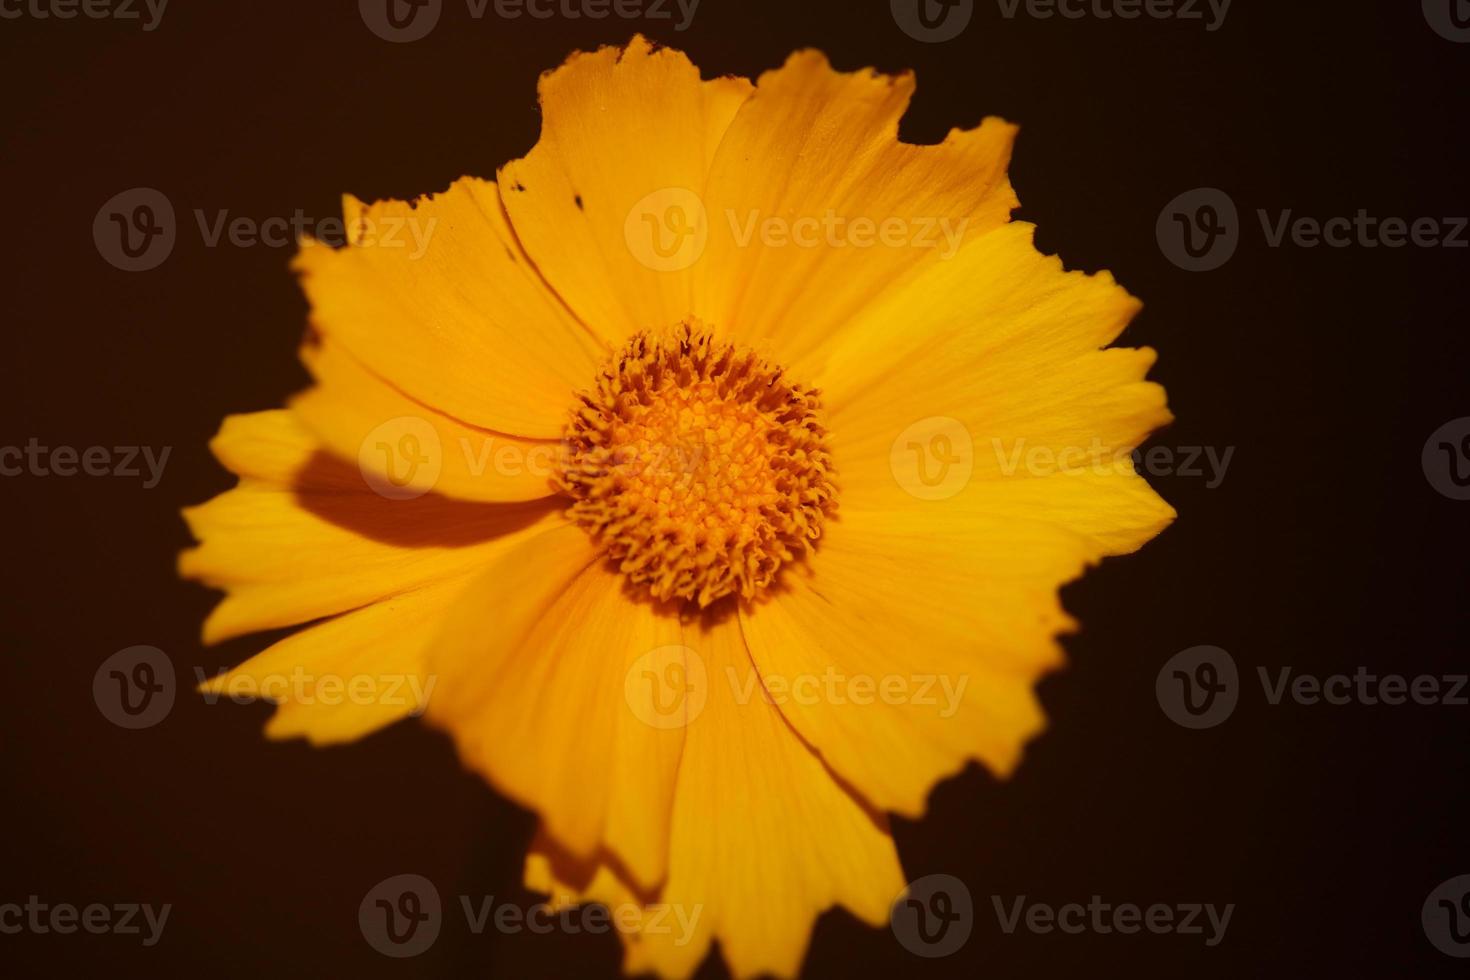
[499, 35, 754, 342]
[180, 410, 564, 644]
[426, 522, 685, 891]
[738, 513, 1078, 818]
[291, 338, 559, 503]
[294, 176, 605, 439]
[198, 581, 463, 745]
[694, 50, 1018, 374]
[817, 221, 1175, 549]
[819, 222, 1169, 497]
[624, 615, 903, 980]
[735, 221, 1174, 816]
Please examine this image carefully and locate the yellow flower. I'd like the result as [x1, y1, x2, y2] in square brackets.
[180, 35, 1173, 978]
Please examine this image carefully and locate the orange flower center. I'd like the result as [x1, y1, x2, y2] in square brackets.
[555, 321, 836, 607]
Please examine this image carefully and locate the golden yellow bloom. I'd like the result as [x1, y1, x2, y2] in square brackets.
[181, 35, 1174, 978]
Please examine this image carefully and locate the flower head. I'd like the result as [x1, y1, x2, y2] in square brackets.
[181, 35, 1173, 978]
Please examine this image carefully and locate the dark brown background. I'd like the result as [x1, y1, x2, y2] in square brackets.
[3, 0, 1468, 976]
